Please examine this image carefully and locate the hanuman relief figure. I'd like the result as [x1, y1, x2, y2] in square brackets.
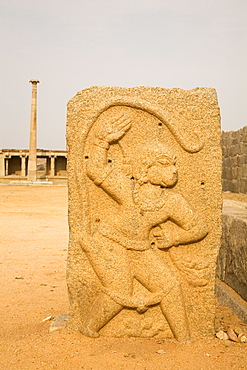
[81, 112, 207, 342]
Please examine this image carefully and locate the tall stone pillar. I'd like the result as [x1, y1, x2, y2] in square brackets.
[0, 152, 4, 177]
[50, 155, 55, 176]
[21, 154, 26, 177]
[28, 79, 40, 181]
[5, 158, 9, 176]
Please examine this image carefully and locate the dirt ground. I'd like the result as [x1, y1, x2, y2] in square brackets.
[1, 185, 247, 370]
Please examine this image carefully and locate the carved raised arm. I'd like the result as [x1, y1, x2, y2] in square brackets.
[86, 114, 132, 186]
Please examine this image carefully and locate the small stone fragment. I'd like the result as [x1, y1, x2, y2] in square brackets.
[42, 315, 53, 322]
[156, 339, 165, 344]
[238, 334, 247, 343]
[124, 353, 136, 358]
[216, 330, 229, 340]
[156, 349, 166, 354]
[15, 276, 24, 279]
[227, 327, 238, 342]
[234, 327, 245, 336]
[215, 326, 224, 333]
[49, 313, 68, 333]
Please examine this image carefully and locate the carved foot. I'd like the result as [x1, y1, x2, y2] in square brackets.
[80, 325, 100, 338]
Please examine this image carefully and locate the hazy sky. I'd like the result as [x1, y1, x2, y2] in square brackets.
[1, 0, 246, 150]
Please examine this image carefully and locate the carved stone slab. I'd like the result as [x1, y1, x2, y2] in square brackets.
[66, 86, 222, 341]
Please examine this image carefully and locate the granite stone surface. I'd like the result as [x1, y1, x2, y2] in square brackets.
[66, 86, 222, 341]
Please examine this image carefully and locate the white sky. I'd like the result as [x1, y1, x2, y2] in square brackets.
[0, 0, 246, 150]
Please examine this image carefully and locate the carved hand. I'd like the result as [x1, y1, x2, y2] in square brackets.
[153, 228, 178, 249]
[97, 114, 132, 144]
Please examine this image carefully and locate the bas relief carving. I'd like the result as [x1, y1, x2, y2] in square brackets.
[81, 109, 207, 342]
[67, 87, 221, 342]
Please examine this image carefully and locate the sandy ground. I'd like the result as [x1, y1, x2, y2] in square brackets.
[1, 185, 247, 370]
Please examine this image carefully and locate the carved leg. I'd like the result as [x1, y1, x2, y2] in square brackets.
[81, 232, 132, 337]
[159, 285, 190, 342]
[80, 292, 123, 337]
[131, 249, 190, 342]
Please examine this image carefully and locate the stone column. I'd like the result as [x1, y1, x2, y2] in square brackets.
[28, 79, 40, 181]
[5, 158, 9, 176]
[21, 154, 26, 177]
[50, 155, 55, 176]
[0, 152, 4, 177]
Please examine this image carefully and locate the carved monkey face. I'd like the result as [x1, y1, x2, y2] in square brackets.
[133, 141, 178, 186]
[147, 156, 178, 187]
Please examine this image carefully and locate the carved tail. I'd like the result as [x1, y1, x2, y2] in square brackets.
[89, 97, 204, 153]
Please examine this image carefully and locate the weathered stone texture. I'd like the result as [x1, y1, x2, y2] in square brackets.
[66, 86, 222, 341]
[216, 279, 247, 324]
[217, 200, 247, 302]
[222, 126, 247, 193]
[240, 179, 247, 194]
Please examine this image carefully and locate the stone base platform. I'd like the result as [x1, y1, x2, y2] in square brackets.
[8, 180, 54, 186]
[216, 279, 247, 324]
[0, 177, 67, 186]
[216, 198, 247, 323]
